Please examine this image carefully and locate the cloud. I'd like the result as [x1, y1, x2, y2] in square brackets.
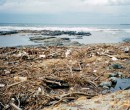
[0, 0, 130, 14]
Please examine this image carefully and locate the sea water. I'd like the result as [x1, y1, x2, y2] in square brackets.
[0, 23, 130, 47]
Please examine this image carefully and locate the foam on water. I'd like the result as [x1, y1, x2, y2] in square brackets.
[0, 26, 130, 33]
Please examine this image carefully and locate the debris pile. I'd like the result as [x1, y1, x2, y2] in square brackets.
[0, 42, 130, 109]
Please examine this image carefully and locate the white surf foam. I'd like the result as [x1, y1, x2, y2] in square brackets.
[0, 26, 130, 33]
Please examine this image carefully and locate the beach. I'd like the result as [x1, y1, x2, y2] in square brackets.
[0, 40, 130, 109]
[0, 24, 130, 109]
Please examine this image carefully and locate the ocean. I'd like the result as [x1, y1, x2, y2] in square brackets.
[0, 23, 130, 47]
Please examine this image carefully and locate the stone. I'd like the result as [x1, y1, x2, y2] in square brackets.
[109, 72, 124, 78]
[124, 47, 129, 53]
[109, 77, 117, 85]
[0, 30, 18, 35]
[99, 82, 112, 88]
[110, 63, 123, 69]
[109, 73, 118, 77]
[29, 36, 56, 41]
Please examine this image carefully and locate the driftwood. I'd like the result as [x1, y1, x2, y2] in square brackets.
[7, 81, 25, 89]
[43, 78, 69, 89]
[10, 103, 22, 110]
[52, 92, 97, 106]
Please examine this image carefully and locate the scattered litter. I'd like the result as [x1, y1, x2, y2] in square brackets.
[0, 42, 130, 109]
[14, 76, 27, 82]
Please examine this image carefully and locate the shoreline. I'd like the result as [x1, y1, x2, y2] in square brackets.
[0, 28, 130, 47]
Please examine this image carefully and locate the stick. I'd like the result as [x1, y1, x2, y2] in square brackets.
[43, 79, 61, 86]
[7, 81, 24, 89]
[10, 103, 22, 110]
[61, 92, 96, 98]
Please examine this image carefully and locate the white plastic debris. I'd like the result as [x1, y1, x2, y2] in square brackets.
[0, 83, 5, 88]
[16, 51, 28, 57]
[93, 70, 97, 73]
[36, 87, 44, 95]
[112, 57, 118, 61]
[14, 76, 27, 82]
[124, 47, 129, 53]
[39, 55, 46, 58]
[4, 70, 10, 74]
[65, 49, 72, 57]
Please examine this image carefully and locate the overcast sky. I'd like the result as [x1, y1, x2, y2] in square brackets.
[0, 0, 130, 24]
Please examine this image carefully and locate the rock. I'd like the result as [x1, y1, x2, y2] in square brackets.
[29, 36, 56, 41]
[123, 38, 130, 42]
[109, 73, 118, 77]
[124, 86, 130, 90]
[109, 72, 124, 78]
[67, 41, 82, 46]
[99, 82, 112, 88]
[103, 86, 109, 89]
[76, 32, 91, 36]
[110, 63, 124, 69]
[109, 77, 117, 85]
[0, 30, 18, 35]
[41, 30, 91, 36]
[76, 35, 83, 39]
[42, 30, 63, 36]
[0, 102, 4, 110]
[124, 47, 129, 53]
[117, 72, 123, 77]
[43, 38, 70, 42]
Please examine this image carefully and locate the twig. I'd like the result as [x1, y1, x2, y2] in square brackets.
[10, 103, 22, 110]
[43, 79, 61, 86]
[93, 73, 103, 81]
[61, 92, 96, 98]
[7, 81, 24, 89]
[86, 80, 98, 89]
[53, 97, 75, 106]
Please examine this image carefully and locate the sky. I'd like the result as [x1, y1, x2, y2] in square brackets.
[0, 0, 130, 24]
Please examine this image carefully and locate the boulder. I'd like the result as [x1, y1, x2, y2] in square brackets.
[0, 31, 18, 35]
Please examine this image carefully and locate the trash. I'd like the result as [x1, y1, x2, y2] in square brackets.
[14, 76, 27, 82]
[0, 83, 5, 88]
[4, 70, 10, 74]
[39, 55, 46, 58]
[0, 42, 130, 109]
[124, 47, 129, 53]
[65, 49, 72, 57]
[112, 57, 118, 61]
